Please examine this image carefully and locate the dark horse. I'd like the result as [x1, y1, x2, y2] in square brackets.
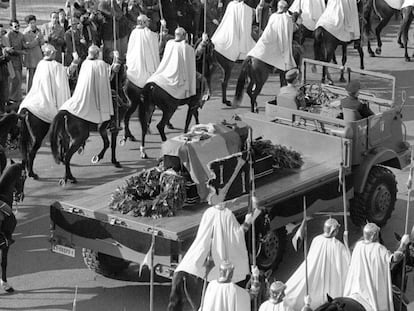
[315, 295, 366, 311]
[49, 93, 128, 185]
[0, 162, 26, 293]
[314, 0, 364, 83]
[138, 73, 208, 158]
[0, 112, 19, 174]
[232, 41, 303, 113]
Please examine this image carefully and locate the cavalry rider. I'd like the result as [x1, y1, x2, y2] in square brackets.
[248, 0, 296, 85]
[284, 218, 351, 310]
[59, 44, 121, 130]
[315, 0, 360, 43]
[125, 14, 159, 91]
[344, 223, 410, 311]
[147, 27, 196, 100]
[259, 281, 293, 311]
[211, 0, 256, 63]
[288, 0, 326, 36]
[18, 44, 75, 124]
[199, 260, 251, 311]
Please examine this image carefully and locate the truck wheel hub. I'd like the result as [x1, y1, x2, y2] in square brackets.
[372, 184, 391, 216]
[262, 232, 279, 260]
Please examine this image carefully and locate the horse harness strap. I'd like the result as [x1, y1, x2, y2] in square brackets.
[0, 201, 12, 217]
[373, 0, 384, 21]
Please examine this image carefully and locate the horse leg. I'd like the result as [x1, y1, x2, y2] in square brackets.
[355, 40, 365, 70]
[401, 9, 412, 61]
[123, 103, 138, 142]
[221, 61, 234, 107]
[28, 126, 49, 180]
[184, 106, 199, 133]
[157, 108, 176, 142]
[246, 79, 256, 113]
[93, 122, 110, 163]
[110, 128, 121, 168]
[339, 44, 347, 82]
[376, 13, 393, 55]
[1, 248, 13, 292]
[64, 135, 88, 184]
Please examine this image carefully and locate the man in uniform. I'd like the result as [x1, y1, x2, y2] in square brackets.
[136, 0, 161, 32]
[40, 11, 65, 63]
[259, 281, 293, 311]
[199, 260, 251, 311]
[276, 69, 305, 110]
[284, 218, 351, 310]
[147, 27, 196, 100]
[248, 0, 296, 81]
[211, 0, 255, 62]
[344, 223, 410, 311]
[339, 80, 374, 121]
[60, 45, 120, 129]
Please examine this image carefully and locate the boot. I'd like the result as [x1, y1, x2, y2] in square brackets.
[108, 116, 123, 133]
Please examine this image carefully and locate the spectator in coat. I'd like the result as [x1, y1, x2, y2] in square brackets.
[41, 11, 65, 63]
[23, 15, 44, 92]
[58, 9, 70, 31]
[137, 0, 161, 33]
[0, 41, 10, 114]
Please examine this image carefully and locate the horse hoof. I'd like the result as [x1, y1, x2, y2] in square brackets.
[140, 151, 148, 159]
[167, 123, 175, 130]
[223, 101, 232, 107]
[91, 155, 99, 164]
[128, 135, 137, 142]
[369, 52, 375, 57]
[1, 281, 14, 293]
[29, 172, 39, 180]
[406, 57, 411, 62]
[398, 43, 404, 48]
[77, 146, 84, 155]
[328, 80, 334, 86]
[69, 178, 77, 184]
[375, 48, 382, 55]
[339, 77, 346, 83]
[113, 161, 122, 168]
[119, 138, 126, 146]
[58, 179, 66, 187]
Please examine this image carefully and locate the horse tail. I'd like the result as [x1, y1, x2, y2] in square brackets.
[19, 109, 32, 170]
[50, 110, 68, 164]
[233, 57, 252, 108]
[314, 27, 324, 61]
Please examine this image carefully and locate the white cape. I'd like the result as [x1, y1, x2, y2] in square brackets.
[284, 235, 351, 310]
[126, 27, 160, 88]
[248, 12, 296, 71]
[200, 280, 251, 311]
[259, 300, 293, 311]
[343, 241, 394, 311]
[402, 0, 414, 8]
[289, 0, 326, 31]
[19, 60, 70, 123]
[315, 0, 360, 42]
[211, 1, 256, 62]
[147, 40, 196, 99]
[60, 59, 113, 124]
[175, 205, 250, 283]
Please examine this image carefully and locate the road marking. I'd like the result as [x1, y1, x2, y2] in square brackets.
[16, 213, 49, 228]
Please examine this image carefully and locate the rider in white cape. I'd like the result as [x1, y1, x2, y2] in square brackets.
[19, 44, 72, 123]
[315, 0, 360, 42]
[146, 27, 196, 100]
[126, 14, 159, 88]
[60, 45, 116, 124]
[289, 0, 326, 31]
[211, 0, 256, 62]
[284, 218, 350, 310]
[248, 1, 296, 71]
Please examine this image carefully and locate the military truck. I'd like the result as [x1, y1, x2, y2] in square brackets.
[50, 59, 411, 277]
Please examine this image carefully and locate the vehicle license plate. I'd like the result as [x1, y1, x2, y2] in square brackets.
[52, 244, 75, 258]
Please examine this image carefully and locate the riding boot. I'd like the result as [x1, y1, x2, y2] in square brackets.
[108, 116, 123, 133]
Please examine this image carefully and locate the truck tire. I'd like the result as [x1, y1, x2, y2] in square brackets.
[256, 227, 287, 271]
[350, 165, 397, 227]
[82, 248, 130, 277]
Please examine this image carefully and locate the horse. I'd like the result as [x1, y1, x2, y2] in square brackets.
[398, 5, 414, 61]
[138, 73, 208, 158]
[315, 295, 366, 311]
[49, 93, 128, 185]
[314, 0, 364, 83]
[0, 112, 19, 151]
[0, 162, 27, 293]
[232, 41, 303, 113]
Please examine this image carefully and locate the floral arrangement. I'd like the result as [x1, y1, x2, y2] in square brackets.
[109, 166, 187, 218]
[252, 139, 304, 170]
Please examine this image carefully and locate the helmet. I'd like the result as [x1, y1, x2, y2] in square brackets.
[218, 260, 234, 283]
[323, 218, 340, 238]
[269, 281, 286, 304]
[363, 223, 380, 242]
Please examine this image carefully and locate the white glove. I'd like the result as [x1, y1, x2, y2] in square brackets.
[202, 32, 208, 42]
[72, 52, 79, 62]
[212, 19, 219, 25]
[401, 234, 410, 248]
[252, 195, 258, 210]
[244, 213, 253, 225]
[113, 50, 120, 59]
[304, 295, 312, 306]
[161, 19, 167, 27]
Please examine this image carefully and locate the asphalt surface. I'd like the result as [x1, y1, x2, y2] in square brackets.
[1, 19, 414, 311]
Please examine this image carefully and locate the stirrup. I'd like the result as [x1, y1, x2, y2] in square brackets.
[1, 280, 14, 292]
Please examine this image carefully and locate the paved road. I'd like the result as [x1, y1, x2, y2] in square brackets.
[2, 21, 414, 311]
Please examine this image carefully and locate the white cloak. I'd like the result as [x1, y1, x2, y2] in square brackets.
[248, 12, 296, 71]
[126, 27, 160, 88]
[200, 280, 251, 311]
[211, 0, 256, 62]
[19, 59, 70, 123]
[147, 40, 196, 99]
[289, 0, 326, 31]
[343, 240, 394, 311]
[315, 0, 360, 42]
[60, 59, 113, 124]
[259, 300, 293, 311]
[175, 205, 250, 283]
[402, 0, 414, 8]
[284, 235, 351, 310]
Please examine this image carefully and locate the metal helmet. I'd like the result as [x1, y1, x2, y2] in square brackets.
[88, 44, 100, 59]
[137, 14, 149, 28]
[42, 43, 57, 60]
[269, 281, 287, 304]
[363, 223, 380, 242]
[323, 218, 340, 238]
[174, 27, 187, 42]
[218, 260, 234, 283]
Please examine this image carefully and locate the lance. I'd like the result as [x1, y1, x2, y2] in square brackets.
[201, 0, 207, 95]
[300, 195, 313, 311]
[149, 228, 157, 311]
[340, 139, 349, 251]
[157, 0, 165, 45]
[67, 0, 78, 68]
[111, 0, 119, 130]
[400, 145, 414, 311]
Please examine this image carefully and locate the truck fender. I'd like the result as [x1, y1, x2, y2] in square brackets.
[353, 148, 401, 194]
